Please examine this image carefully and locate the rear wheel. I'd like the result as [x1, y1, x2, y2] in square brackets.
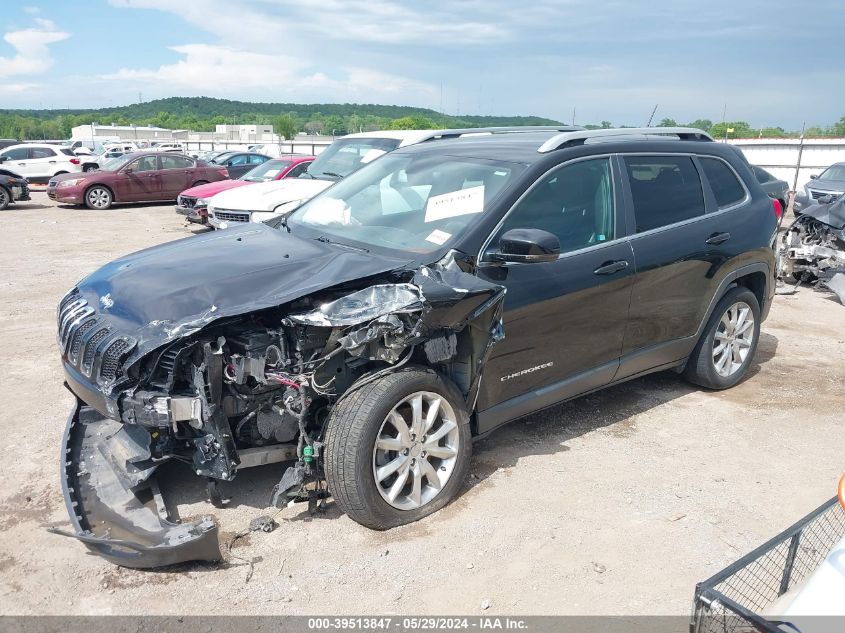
[85, 186, 113, 210]
[0, 186, 10, 210]
[83, 164, 98, 173]
[683, 287, 761, 390]
[324, 367, 471, 530]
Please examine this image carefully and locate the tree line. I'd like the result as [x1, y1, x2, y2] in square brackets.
[1, 96, 843, 141]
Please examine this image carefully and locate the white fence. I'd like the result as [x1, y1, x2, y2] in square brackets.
[183, 140, 333, 156]
[728, 138, 845, 192]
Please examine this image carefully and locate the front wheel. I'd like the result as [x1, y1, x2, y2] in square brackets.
[0, 186, 10, 210]
[324, 367, 471, 530]
[683, 286, 761, 390]
[85, 186, 113, 210]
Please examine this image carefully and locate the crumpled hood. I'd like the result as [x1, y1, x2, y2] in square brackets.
[208, 178, 331, 212]
[181, 180, 249, 200]
[801, 196, 845, 230]
[73, 223, 411, 356]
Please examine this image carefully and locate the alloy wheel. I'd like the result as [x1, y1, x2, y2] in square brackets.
[712, 301, 755, 377]
[372, 391, 460, 511]
[87, 188, 110, 209]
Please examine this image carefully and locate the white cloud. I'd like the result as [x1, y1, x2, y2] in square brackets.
[100, 44, 436, 104]
[0, 18, 69, 79]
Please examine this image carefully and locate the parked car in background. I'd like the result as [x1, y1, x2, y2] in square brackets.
[76, 144, 141, 172]
[793, 162, 845, 216]
[207, 129, 453, 229]
[207, 151, 272, 179]
[47, 152, 228, 209]
[0, 167, 30, 210]
[176, 155, 314, 224]
[0, 143, 82, 183]
[751, 165, 789, 211]
[150, 142, 185, 153]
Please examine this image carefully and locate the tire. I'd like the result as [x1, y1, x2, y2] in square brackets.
[0, 186, 10, 211]
[683, 286, 761, 390]
[83, 165, 98, 173]
[85, 185, 113, 210]
[324, 366, 471, 530]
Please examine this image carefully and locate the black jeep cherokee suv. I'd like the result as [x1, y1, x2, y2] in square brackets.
[54, 127, 778, 568]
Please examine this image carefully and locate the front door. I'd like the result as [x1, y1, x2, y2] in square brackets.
[115, 155, 159, 201]
[0, 147, 31, 177]
[475, 157, 634, 431]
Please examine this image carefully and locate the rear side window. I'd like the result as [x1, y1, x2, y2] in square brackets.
[31, 147, 56, 159]
[161, 155, 193, 169]
[701, 157, 746, 208]
[624, 156, 705, 232]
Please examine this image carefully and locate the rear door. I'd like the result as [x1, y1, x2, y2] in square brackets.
[616, 153, 746, 379]
[475, 156, 635, 427]
[27, 147, 60, 179]
[158, 154, 195, 199]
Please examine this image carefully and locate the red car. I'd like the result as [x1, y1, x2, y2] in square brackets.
[47, 152, 229, 209]
[175, 155, 314, 223]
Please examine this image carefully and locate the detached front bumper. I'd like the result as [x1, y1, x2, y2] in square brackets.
[50, 396, 221, 568]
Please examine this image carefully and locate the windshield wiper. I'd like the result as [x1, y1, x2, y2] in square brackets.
[313, 171, 343, 181]
[315, 235, 369, 253]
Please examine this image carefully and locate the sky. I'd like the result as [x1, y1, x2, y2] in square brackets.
[1, 0, 843, 129]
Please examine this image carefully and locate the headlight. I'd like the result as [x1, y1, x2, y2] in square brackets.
[195, 197, 210, 207]
[58, 178, 84, 187]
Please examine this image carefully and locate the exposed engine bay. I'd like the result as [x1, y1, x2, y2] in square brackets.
[779, 197, 845, 305]
[52, 254, 505, 568]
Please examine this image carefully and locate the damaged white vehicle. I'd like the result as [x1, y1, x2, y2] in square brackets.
[779, 195, 845, 304]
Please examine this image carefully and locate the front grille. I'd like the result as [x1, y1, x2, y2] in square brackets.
[809, 189, 842, 202]
[69, 318, 97, 363]
[214, 210, 250, 222]
[57, 289, 136, 385]
[82, 328, 111, 376]
[100, 339, 131, 382]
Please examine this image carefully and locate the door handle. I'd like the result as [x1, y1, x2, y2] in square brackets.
[705, 232, 731, 245]
[593, 260, 629, 275]
[49, 160, 57, 164]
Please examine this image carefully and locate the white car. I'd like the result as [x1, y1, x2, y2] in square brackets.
[207, 130, 445, 229]
[150, 142, 185, 153]
[0, 143, 82, 183]
[208, 178, 330, 228]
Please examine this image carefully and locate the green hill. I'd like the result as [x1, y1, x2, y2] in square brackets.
[0, 96, 563, 140]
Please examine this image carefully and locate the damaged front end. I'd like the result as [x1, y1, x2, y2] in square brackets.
[53, 258, 504, 568]
[779, 197, 845, 304]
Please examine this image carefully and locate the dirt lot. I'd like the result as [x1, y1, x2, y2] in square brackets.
[0, 190, 842, 616]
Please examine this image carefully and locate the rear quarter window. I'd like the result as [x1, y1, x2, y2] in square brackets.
[700, 157, 746, 209]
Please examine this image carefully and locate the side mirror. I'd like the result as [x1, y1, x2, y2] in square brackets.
[0, 156, 6, 163]
[226, 160, 234, 166]
[810, 174, 818, 179]
[123, 167, 133, 174]
[491, 228, 560, 263]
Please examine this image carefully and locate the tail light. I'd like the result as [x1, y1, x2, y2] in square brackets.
[70, 158, 80, 165]
[772, 198, 782, 219]
[218, 168, 229, 178]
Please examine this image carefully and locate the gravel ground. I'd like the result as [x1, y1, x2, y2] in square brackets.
[0, 191, 842, 616]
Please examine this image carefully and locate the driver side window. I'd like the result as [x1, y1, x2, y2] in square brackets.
[131, 156, 158, 172]
[493, 158, 615, 255]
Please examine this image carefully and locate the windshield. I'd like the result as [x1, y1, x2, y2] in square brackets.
[287, 153, 522, 255]
[304, 137, 401, 181]
[240, 159, 292, 182]
[101, 155, 133, 171]
[818, 165, 845, 182]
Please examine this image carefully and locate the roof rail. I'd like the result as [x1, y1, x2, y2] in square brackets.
[537, 127, 714, 153]
[419, 125, 584, 143]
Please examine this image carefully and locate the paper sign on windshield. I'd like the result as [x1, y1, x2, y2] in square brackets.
[424, 186, 485, 223]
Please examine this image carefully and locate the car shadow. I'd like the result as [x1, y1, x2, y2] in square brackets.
[3, 202, 51, 211]
[157, 333, 780, 552]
